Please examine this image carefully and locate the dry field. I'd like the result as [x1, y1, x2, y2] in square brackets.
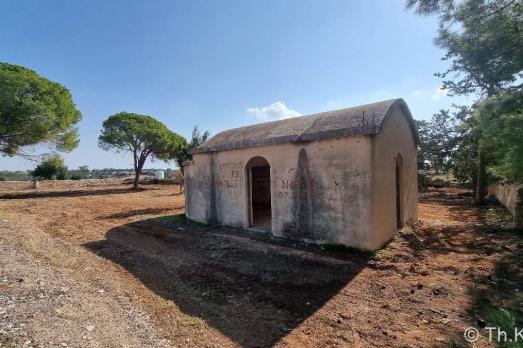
[0, 184, 522, 347]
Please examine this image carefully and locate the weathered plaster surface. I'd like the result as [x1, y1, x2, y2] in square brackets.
[184, 104, 418, 250]
[371, 107, 418, 249]
[184, 154, 213, 223]
[186, 136, 374, 248]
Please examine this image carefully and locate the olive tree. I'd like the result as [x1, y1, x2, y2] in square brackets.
[0, 62, 81, 157]
[98, 112, 184, 189]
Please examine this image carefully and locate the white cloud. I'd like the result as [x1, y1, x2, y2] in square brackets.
[246, 101, 302, 122]
[432, 86, 449, 100]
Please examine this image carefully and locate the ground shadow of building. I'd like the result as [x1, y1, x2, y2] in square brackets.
[84, 215, 372, 347]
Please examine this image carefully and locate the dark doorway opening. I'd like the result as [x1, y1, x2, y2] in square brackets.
[396, 154, 403, 228]
[246, 157, 271, 231]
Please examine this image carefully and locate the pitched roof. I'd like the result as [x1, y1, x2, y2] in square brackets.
[191, 98, 417, 154]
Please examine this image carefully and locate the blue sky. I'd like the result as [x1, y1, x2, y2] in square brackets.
[0, 0, 472, 170]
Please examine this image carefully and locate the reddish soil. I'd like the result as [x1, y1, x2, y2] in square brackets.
[0, 184, 521, 347]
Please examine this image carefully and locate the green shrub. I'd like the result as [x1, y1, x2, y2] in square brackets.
[32, 155, 69, 180]
[485, 307, 523, 348]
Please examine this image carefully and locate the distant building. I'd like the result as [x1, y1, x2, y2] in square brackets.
[154, 170, 165, 180]
[184, 99, 418, 250]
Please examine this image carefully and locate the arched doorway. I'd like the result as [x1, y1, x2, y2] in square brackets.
[396, 154, 403, 228]
[246, 156, 271, 231]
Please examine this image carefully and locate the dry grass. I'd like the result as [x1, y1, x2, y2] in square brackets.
[0, 184, 521, 347]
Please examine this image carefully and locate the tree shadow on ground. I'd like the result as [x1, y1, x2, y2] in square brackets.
[407, 187, 523, 345]
[0, 187, 153, 200]
[404, 188, 508, 258]
[466, 224, 523, 346]
[83, 215, 371, 347]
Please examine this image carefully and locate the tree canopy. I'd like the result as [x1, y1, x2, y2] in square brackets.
[476, 92, 523, 181]
[407, 0, 523, 97]
[98, 112, 184, 188]
[174, 126, 210, 173]
[32, 155, 69, 180]
[0, 62, 82, 157]
[416, 111, 459, 174]
[408, 0, 523, 202]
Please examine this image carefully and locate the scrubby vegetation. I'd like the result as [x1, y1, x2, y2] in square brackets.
[409, 0, 523, 203]
[32, 155, 69, 180]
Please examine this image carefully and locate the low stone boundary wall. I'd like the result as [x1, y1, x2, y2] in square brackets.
[488, 182, 523, 227]
[0, 181, 31, 191]
[0, 178, 127, 192]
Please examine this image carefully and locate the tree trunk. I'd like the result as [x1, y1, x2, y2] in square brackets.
[475, 151, 486, 205]
[133, 160, 146, 189]
[133, 169, 141, 189]
[133, 149, 139, 189]
[132, 149, 149, 189]
[475, 88, 494, 205]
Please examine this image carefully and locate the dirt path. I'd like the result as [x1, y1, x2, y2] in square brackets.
[0, 185, 521, 347]
[0, 216, 171, 348]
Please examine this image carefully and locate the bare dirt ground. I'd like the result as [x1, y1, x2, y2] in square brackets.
[0, 184, 521, 347]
